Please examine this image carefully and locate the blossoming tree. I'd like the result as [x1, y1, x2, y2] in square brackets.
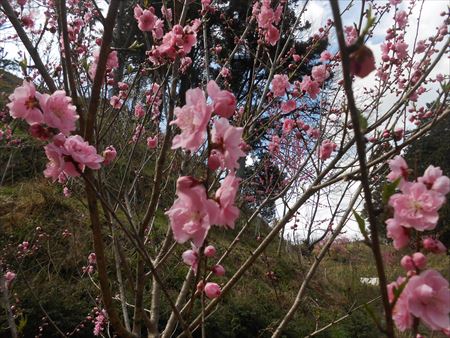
[0, 0, 449, 337]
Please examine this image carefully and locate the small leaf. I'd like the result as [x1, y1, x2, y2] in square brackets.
[382, 178, 401, 204]
[353, 210, 368, 240]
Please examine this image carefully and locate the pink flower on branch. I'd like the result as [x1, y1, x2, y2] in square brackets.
[171, 88, 212, 152]
[39, 90, 79, 135]
[215, 173, 240, 229]
[210, 118, 246, 170]
[207, 80, 236, 118]
[7, 80, 43, 125]
[406, 269, 450, 331]
[271, 74, 290, 97]
[166, 177, 219, 247]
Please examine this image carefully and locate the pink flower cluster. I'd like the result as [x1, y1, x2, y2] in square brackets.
[44, 134, 104, 183]
[166, 173, 241, 247]
[88, 49, 119, 81]
[319, 139, 337, 160]
[148, 20, 201, 65]
[385, 157, 449, 249]
[134, 5, 163, 39]
[7, 81, 108, 183]
[8, 81, 79, 135]
[254, 0, 283, 45]
[271, 74, 290, 97]
[385, 156, 450, 334]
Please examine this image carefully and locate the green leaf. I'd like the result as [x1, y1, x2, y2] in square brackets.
[19, 59, 27, 74]
[353, 210, 368, 239]
[382, 178, 401, 204]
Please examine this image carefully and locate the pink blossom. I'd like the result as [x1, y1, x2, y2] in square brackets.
[395, 10, 408, 29]
[319, 140, 337, 160]
[282, 119, 295, 134]
[394, 41, 408, 59]
[271, 74, 290, 97]
[386, 218, 410, 250]
[102, 145, 117, 165]
[4, 271, 16, 283]
[146, 136, 158, 149]
[88, 50, 119, 80]
[220, 67, 230, 78]
[280, 100, 296, 113]
[204, 245, 216, 257]
[423, 238, 447, 254]
[320, 50, 333, 62]
[265, 24, 280, 46]
[39, 90, 79, 135]
[88, 253, 96, 264]
[64, 135, 104, 170]
[292, 54, 301, 62]
[215, 173, 240, 229]
[300, 75, 320, 99]
[110, 95, 122, 109]
[137, 9, 157, 32]
[134, 104, 145, 118]
[207, 80, 236, 118]
[171, 88, 212, 152]
[388, 277, 413, 331]
[389, 182, 446, 231]
[415, 40, 427, 54]
[204, 282, 221, 299]
[406, 269, 450, 331]
[344, 26, 358, 45]
[311, 65, 330, 83]
[418, 165, 450, 195]
[182, 246, 199, 272]
[93, 309, 107, 336]
[390, 0, 402, 5]
[63, 187, 71, 197]
[7, 80, 43, 124]
[44, 141, 77, 182]
[387, 155, 409, 182]
[165, 177, 219, 247]
[268, 135, 280, 153]
[210, 118, 246, 170]
[212, 264, 225, 276]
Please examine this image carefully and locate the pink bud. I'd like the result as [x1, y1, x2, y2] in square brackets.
[196, 280, 205, 292]
[423, 237, 447, 254]
[29, 124, 51, 140]
[146, 136, 158, 149]
[212, 264, 225, 276]
[208, 154, 221, 171]
[412, 252, 427, 269]
[88, 253, 96, 264]
[400, 255, 415, 271]
[204, 245, 216, 257]
[204, 282, 221, 299]
[4, 271, 16, 283]
[102, 145, 117, 165]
